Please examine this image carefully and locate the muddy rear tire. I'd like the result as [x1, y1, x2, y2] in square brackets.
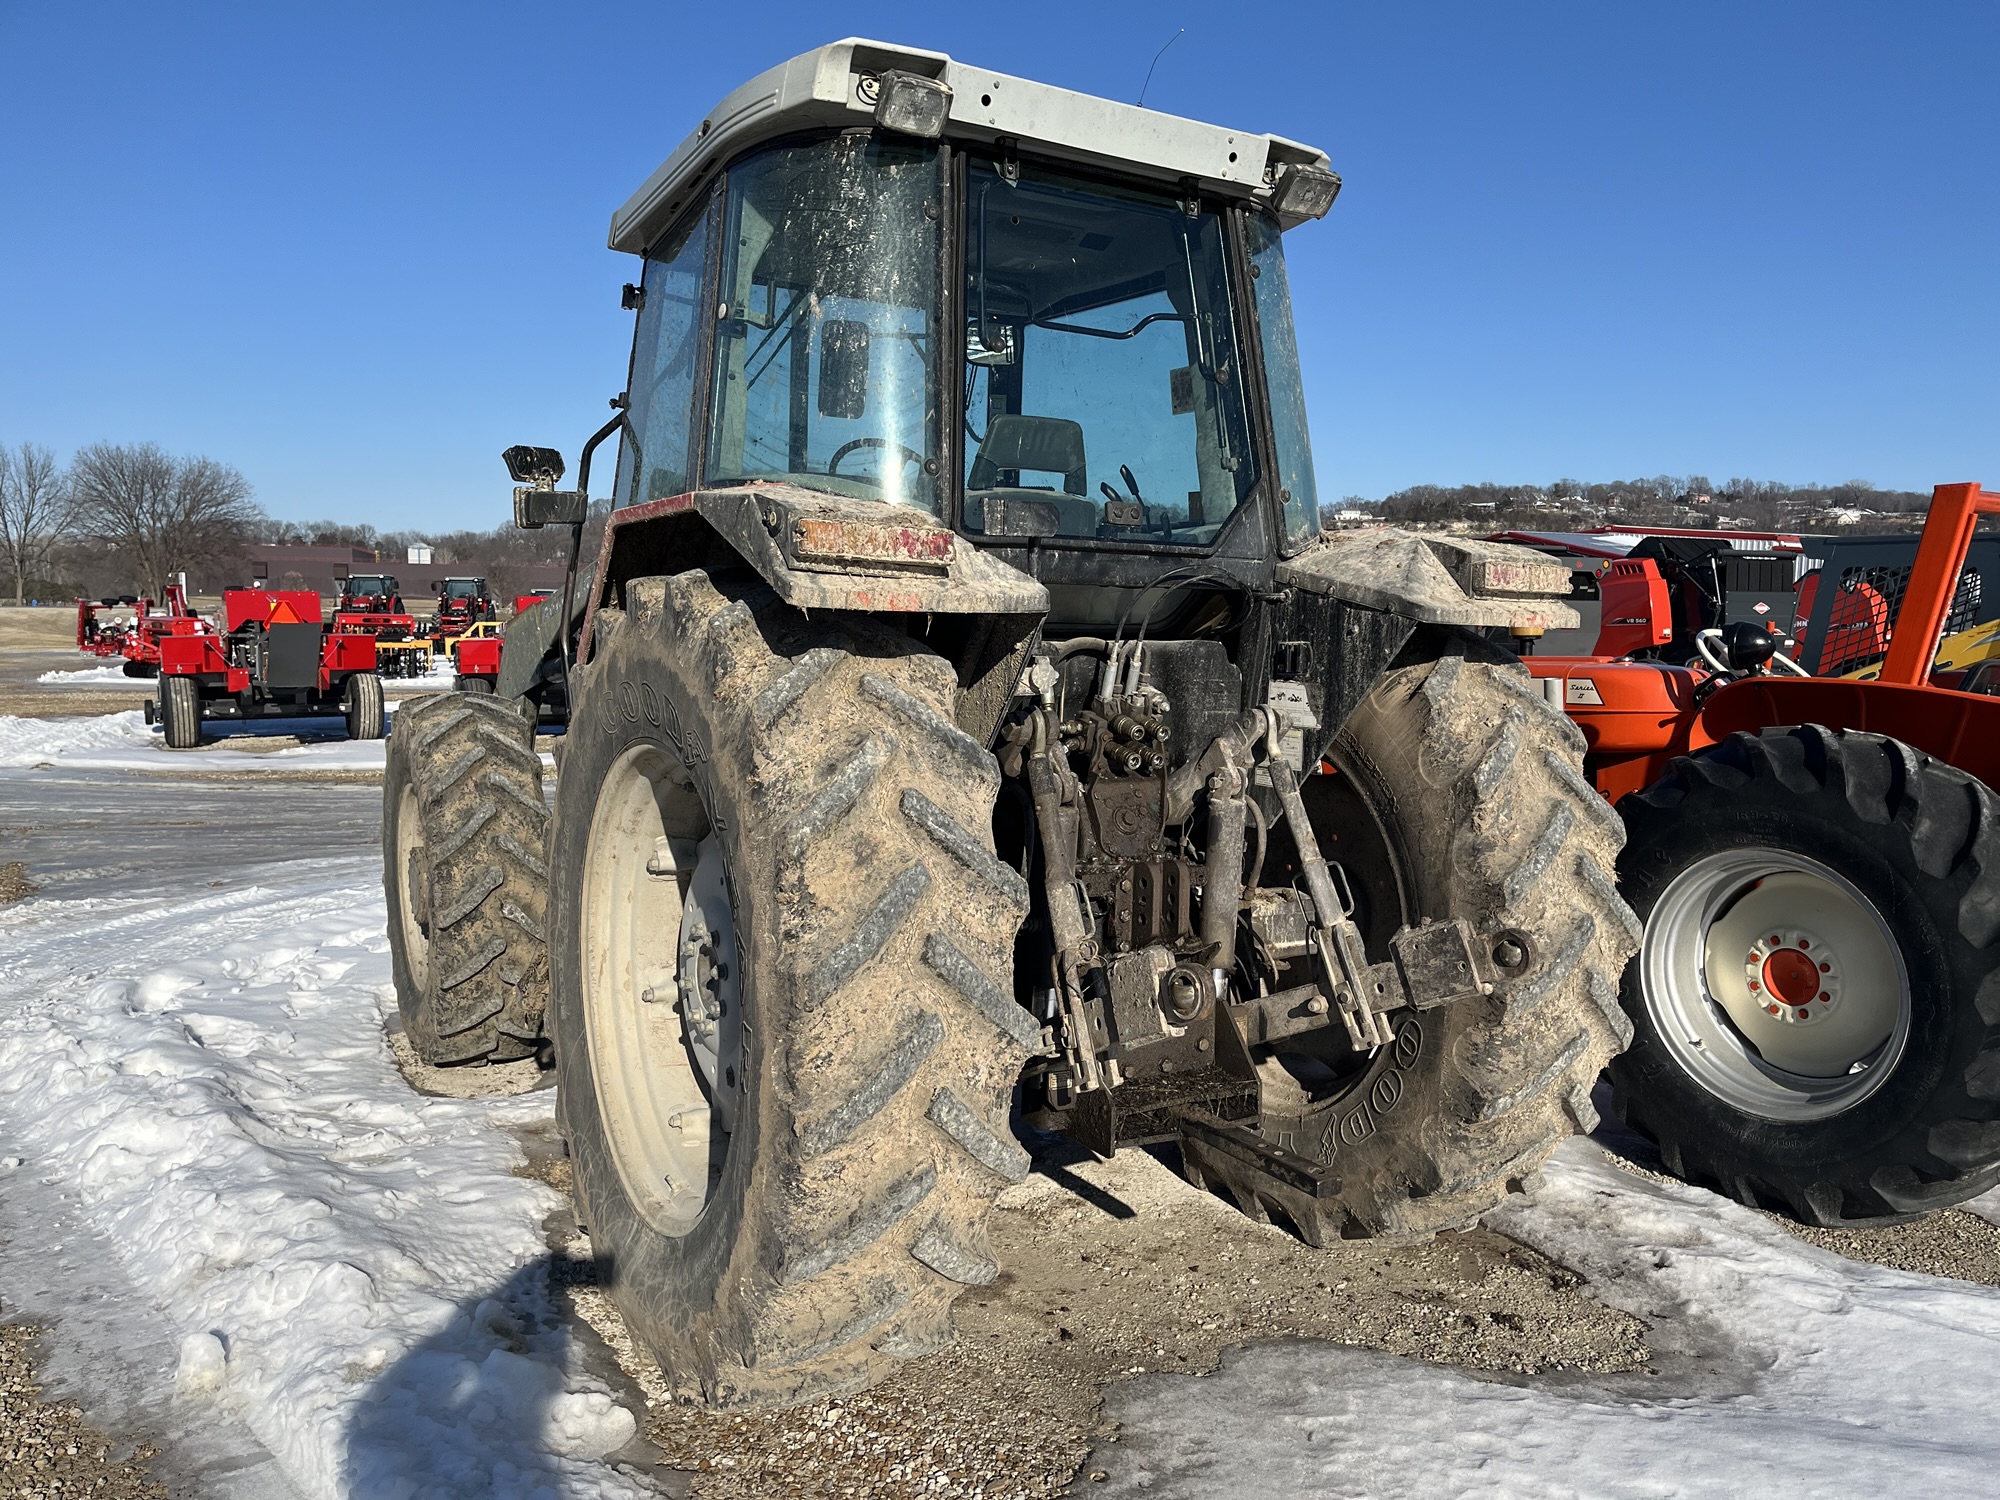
[161, 675, 201, 749]
[550, 569, 1034, 1410]
[383, 692, 550, 1064]
[1185, 635, 1639, 1242]
[1609, 726, 2000, 1224]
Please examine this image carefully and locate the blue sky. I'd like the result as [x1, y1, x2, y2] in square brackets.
[2, 2, 1995, 530]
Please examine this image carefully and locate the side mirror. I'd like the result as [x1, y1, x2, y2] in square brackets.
[513, 487, 588, 529]
[504, 444, 585, 529]
[818, 320, 872, 420]
[431, 580, 444, 594]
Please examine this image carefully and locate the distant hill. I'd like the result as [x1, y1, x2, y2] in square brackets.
[1327, 477, 1933, 535]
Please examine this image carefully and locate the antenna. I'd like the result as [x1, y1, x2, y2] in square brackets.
[1136, 27, 1185, 108]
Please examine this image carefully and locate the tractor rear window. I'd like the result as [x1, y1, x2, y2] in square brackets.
[959, 159, 1257, 546]
[703, 137, 941, 513]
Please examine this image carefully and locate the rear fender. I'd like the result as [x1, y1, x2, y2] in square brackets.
[1275, 530, 1579, 635]
[1698, 676, 2000, 789]
[575, 486, 1049, 741]
[1274, 530, 1580, 753]
[579, 485, 1046, 658]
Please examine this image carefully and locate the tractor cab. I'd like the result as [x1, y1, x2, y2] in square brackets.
[339, 573, 404, 614]
[595, 42, 1341, 635]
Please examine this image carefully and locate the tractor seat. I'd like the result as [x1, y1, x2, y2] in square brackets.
[968, 415, 1086, 495]
[965, 415, 1097, 537]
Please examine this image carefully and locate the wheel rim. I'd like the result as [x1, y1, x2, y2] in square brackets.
[1642, 848, 1910, 1120]
[394, 782, 430, 993]
[580, 742, 742, 1235]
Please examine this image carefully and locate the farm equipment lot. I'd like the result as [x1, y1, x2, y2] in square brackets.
[4, 728, 2000, 1495]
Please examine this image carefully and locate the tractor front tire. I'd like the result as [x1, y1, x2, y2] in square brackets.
[383, 692, 550, 1064]
[550, 569, 1033, 1409]
[160, 675, 201, 749]
[1609, 726, 2000, 1224]
[1185, 635, 1639, 1242]
[344, 671, 386, 740]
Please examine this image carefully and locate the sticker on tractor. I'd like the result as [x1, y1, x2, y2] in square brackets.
[1565, 677, 1604, 706]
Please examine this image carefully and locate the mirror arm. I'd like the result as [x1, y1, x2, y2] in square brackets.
[555, 409, 633, 711]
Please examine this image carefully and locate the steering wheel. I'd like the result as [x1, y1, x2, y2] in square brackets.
[828, 437, 925, 477]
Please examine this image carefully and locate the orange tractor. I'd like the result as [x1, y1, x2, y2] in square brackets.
[1527, 482, 2000, 1224]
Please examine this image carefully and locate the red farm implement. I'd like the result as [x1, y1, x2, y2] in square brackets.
[74, 582, 212, 678]
[1522, 482, 2000, 1225]
[143, 587, 386, 749]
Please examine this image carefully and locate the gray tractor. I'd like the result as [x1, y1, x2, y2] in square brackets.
[384, 39, 1637, 1410]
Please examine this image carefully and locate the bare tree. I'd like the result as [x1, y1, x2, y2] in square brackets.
[69, 442, 262, 598]
[0, 442, 73, 604]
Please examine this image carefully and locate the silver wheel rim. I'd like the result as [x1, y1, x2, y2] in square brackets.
[394, 782, 430, 994]
[1642, 848, 1910, 1120]
[580, 743, 742, 1235]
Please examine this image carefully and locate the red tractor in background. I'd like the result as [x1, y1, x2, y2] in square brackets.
[426, 575, 497, 651]
[336, 571, 407, 614]
[1524, 482, 2000, 1225]
[144, 587, 385, 749]
[331, 570, 430, 680]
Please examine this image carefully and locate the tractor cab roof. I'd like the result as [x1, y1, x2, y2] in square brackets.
[610, 37, 1335, 256]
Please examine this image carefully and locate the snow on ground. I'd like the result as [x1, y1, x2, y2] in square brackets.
[0, 711, 391, 772]
[0, 837, 646, 1499]
[383, 664, 458, 695]
[38, 660, 457, 694]
[1095, 1138, 2000, 1498]
[34, 663, 134, 685]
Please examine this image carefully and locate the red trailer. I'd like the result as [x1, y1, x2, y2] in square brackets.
[450, 593, 553, 694]
[450, 622, 503, 694]
[146, 587, 385, 749]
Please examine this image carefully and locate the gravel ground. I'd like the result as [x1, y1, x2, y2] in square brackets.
[1779, 1208, 2000, 1286]
[509, 1139, 1648, 1500]
[0, 862, 35, 903]
[510, 1117, 2000, 1500]
[0, 1323, 165, 1500]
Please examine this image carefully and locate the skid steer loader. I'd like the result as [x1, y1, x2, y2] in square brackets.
[383, 39, 1639, 1410]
